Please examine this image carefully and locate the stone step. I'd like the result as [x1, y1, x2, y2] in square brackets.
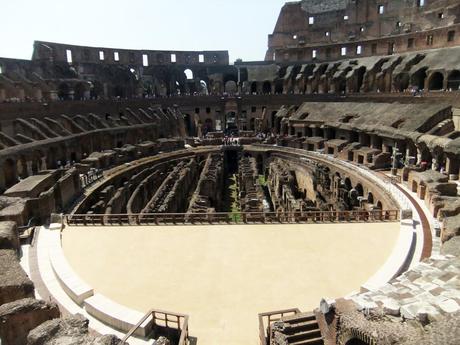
[284, 320, 319, 333]
[287, 329, 322, 343]
[281, 312, 316, 324]
[289, 336, 324, 345]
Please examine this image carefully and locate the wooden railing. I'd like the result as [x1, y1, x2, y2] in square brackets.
[258, 308, 301, 345]
[122, 308, 189, 345]
[64, 209, 399, 226]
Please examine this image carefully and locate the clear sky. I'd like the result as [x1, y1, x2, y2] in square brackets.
[0, 0, 286, 62]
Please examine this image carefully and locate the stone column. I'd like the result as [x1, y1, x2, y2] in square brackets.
[26, 161, 34, 176]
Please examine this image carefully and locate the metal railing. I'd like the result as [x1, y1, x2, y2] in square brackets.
[122, 309, 189, 345]
[258, 308, 301, 345]
[64, 209, 399, 226]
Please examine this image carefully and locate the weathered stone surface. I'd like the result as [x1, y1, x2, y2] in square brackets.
[442, 236, 460, 256]
[0, 221, 19, 251]
[27, 314, 125, 345]
[153, 336, 171, 345]
[0, 249, 34, 305]
[0, 298, 60, 345]
[442, 214, 460, 243]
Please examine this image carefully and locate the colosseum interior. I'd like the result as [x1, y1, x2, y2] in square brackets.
[1, 1, 460, 344]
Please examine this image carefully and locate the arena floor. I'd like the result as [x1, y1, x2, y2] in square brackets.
[62, 223, 400, 345]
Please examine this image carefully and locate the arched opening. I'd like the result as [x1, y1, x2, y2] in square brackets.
[428, 72, 444, 91]
[262, 81, 272, 94]
[3, 159, 17, 188]
[355, 67, 366, 92]
[58, 83, 71, 100]
[337, 78, 347, 93]
[367, 192, 374, 204]
[355, 183, 364, 197]
[250, 118, 256, 131]
[394, 73, 410, 92]
[114, 85, 125, 98]
[447, 70, 460, 90]
[345, 338, 370, 345]
[184, 114, 192, 136]
[74, 82, 86, 100]
[411, 68, 427, 90]
[90, 81, 104, 99]
[184, 69, 194, 80]
[344, 178, 352, 191]
[376, 201, 383, 209]
[225, 80, 237, 94]
[204, 118, 213, 134]
[256, 155, 263, 174]
[199, 80, 209, 95]
[250, 82, 258, 94]
[274, 80, 284, 94]
[225, 112, 237, 132]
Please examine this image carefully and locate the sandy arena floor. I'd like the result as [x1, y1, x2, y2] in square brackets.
[62, 223, 400, 345]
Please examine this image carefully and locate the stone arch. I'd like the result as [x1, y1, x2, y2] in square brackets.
[90, 81, 104, 99]
[355, 66, 366, 92]
[74, 82, 87, 100]
[447, 70, 460, 90]
[58, 83, 71, 100]
[428, 72, 444, 91]
[394, 73, 410, 92]
[199, 80, 209, 95]
[184, 69, 194, 80]
[367, 192, 374, 204]
[274, 80, 284, 94]
[344, 177, 352, 191]
[224, 80, 237, 94]
[411, 67, 427, 90]
[262, 81, 272, 94]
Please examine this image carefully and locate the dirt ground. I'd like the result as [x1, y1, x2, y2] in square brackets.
[63, 222, 400, 345]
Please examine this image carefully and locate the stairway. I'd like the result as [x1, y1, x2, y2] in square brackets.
[275, 312, 324, 345]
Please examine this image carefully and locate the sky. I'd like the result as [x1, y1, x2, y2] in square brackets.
[0, 0, 286, 62]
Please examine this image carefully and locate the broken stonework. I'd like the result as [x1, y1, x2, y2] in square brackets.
[0, 249, 34, 305]
[0, 298, 60, 345]
[0, 221, 18, 251]
[27, 314, 125, 345]
[441, 236, 460, 257]
[154, 336, 171, 345]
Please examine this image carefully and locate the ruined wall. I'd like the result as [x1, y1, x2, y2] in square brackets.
[267, 0, 460, 63]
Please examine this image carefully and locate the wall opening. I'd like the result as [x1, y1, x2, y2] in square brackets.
[66, 49, 73, 64]
[428, 72, 444, 91]
[142, 54, 149, 67]
[411, 68, 427, 90]
[184, 69, 194, 80]
[262, 81, 272, 94]
[447, 70, 460, 90]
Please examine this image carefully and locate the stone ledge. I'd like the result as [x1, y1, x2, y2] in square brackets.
[84, 294, 153, 337]
[48, 229, 93, 305]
